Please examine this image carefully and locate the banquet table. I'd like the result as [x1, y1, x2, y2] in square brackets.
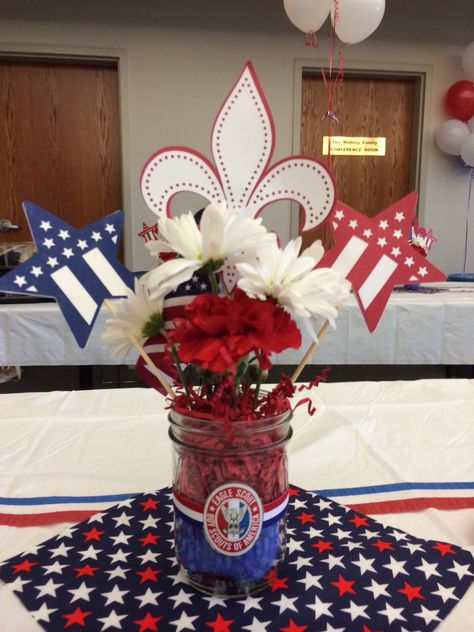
[1, 283, 474, 367]
[0, 379, 473, 631]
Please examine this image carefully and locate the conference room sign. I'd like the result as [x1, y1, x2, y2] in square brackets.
[322, 136, 386, 156]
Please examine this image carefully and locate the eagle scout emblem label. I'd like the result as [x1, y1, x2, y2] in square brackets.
[203, 483, 263, 556]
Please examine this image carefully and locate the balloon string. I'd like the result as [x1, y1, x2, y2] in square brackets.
[304, 32, 318, 48]
[337, 49, 344, 82]
[321, 65, 334, 168]
[321, 0, 344, 169]
[462, 167, 474, 275]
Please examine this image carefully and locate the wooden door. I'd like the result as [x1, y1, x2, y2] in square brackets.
[300, 73, 417, 249]
[0, 59, 122, 252]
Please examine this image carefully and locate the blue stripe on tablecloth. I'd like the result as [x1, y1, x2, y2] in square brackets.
[0, 493, 136, 506]
[1, 482, 474, 506]
[314, 481, 474, 496]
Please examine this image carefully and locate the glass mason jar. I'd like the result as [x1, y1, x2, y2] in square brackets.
[169, 408, 292, 596]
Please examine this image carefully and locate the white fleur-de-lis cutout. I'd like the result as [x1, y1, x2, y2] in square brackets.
[140, 61, 335, 233]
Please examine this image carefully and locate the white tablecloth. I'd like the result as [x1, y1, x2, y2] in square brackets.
[1, 284, 474, 366]
[0, 379, 473, 630]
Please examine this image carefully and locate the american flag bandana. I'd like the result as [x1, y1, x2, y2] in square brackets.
[1, 487, 472, 631]
[0, 201, 134, 348]
[135, 271, 212, 392]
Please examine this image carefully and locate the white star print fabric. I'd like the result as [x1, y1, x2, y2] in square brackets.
[1, 487, 472, 631]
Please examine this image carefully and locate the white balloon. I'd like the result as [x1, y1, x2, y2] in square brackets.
[462, 41, 474, 81]
[332, 0, 385, 45]
[436, 119, 470, 155]
[283, 0, 331, 33]
[468, 116, 474, 134]
[460, 133, 474, 167]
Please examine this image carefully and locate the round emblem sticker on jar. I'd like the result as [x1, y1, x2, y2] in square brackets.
[203, 483, 263, 556]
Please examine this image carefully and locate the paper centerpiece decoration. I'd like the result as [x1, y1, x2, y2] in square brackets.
[409, 215, 437, 256]
[139, 60, 445, 334]
[318, 193, 446, 331]
[0, 61, 446, 351]
[0, 202, 134, 347]
[140, 62, 335, 233]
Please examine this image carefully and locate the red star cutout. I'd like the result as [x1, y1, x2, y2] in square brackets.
[265, 569, 289, 592]
[363, 626, 383, 632]
[11, 559, 37, 573]
[296, 512, 315, 525]
[330, 574, 357, 597]
[398, 581, 425, 602]
[349, 514, 369, 528]
[279, 619, 308, 632]
[62, 607, 92, 628]
[81, 526, 105, 541]
[432, 541, 457, 557]
[371, 539, 395, 552]
[205, 613, 235, 632]
[136, 565, 160, 584]
[133, 611, 162, 632]
[139, 532, 160, 547]
[288, 487, 300, 497]
[317, 193, 445, 331]
[311, 539, 333, 553]
[140, 497, 159, 511]
[73, 564, 100, 577]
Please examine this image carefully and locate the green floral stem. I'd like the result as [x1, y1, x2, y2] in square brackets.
[234, 356, 248, 393]
[252, 367, 263, 409]
[171, 345, 189, 395]
[207, 270, 220, 295]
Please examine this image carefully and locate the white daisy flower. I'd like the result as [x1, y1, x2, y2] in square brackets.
[236, 236, 351, 339]
[102, 277, 166, 357]
[145, 201, 273, 297]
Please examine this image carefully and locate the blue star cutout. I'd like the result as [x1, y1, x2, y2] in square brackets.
[0, 201, 135, 347]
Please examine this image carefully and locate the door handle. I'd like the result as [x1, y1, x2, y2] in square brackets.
[0, 219, 20, 231]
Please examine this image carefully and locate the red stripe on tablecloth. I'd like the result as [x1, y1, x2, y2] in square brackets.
[0, 510, 99, 527]
[347, 496, 474, 514]
[3, 496, 474, 527]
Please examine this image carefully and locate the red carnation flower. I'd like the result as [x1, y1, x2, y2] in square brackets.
[168, 289, 301, 374]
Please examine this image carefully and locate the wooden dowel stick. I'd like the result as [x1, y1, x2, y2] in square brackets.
[104, 299, 174, 397]
[291, 293, 351, 384]
[291, 318, 331, 383]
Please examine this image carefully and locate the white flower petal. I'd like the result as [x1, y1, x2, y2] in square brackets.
[301, 239, 325, 263]
[200, 203, 225, 260]
[159, 212, 202, 259]
[145, 239, 175, 258]
[148, 201, 272, 289]
[102, 278, 165, 357]
[235, 237, 351, 326]
[144, 259, 200, 298]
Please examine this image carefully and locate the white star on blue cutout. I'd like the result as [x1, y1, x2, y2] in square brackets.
[0, 201, 135, 347]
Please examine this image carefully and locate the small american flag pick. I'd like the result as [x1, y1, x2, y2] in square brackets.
[134, 210, 211, 392]
[135, 271, 212, 393]
[317, 193, 446, 332]
[1, 487, 472, 631]
[0, 201, 135, 347]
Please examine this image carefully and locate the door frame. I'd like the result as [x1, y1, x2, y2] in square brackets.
[0, 44, 132, 266]
[291, 58, 433, 240]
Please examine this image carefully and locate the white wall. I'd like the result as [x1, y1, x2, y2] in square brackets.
[0, 0, 473, 274]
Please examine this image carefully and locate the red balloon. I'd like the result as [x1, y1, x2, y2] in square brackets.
[445, 80, 474, 121]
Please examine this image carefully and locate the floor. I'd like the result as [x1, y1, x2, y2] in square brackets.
[1, 363, 471, 394]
